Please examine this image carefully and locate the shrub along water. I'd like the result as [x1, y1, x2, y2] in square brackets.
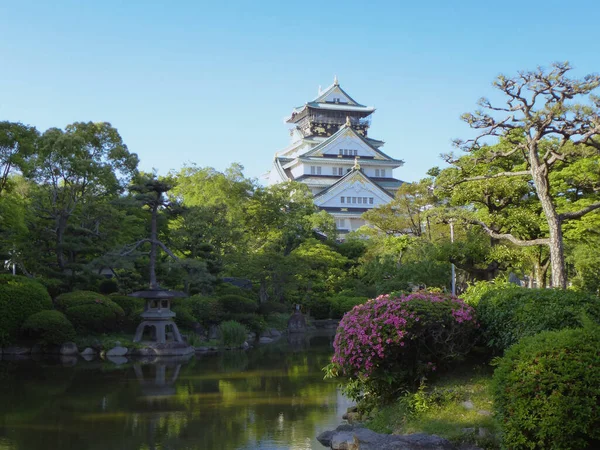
[219, 320, 248, 347]
[55, 291, 125, 334]
[493, 322, 600, 450]
[21, 310, 76, 346]
[0, 275, 52, 346]
[473, 286, 600, 352]
[325, 292, 478, 404]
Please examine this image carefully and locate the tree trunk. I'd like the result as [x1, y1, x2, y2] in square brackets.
[529, 145, 567, 288]
[56, 214, 68, 271]
[149, 204, 158, 289]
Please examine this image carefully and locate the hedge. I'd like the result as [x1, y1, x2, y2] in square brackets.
[0, 275, 52, 346]
[493, 324, 600, 449]
[475, 287, 600, 352]
[21, 310, 76, 346]
[56, 291, 124, 334]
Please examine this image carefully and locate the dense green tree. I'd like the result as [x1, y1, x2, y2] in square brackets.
[0, 121, 38, 195]
[448, 62, 600, 288]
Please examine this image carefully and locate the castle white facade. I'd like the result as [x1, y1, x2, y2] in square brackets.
[267, 77, 404, 234]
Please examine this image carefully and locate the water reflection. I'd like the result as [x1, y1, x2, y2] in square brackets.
[0, 332, 350, 450]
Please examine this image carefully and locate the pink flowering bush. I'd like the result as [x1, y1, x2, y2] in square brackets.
[325, 291, 478, 402]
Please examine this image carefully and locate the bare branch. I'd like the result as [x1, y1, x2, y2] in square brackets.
[469, 219, 550, 246]
[120, 239, 151, 256]
[156, 241, 180, 261]
[457, 170, 531, 183]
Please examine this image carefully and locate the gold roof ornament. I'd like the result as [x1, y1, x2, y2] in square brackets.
[334, 75, 339, 85]
[353, 156, 361, 170]
[345, 116, 352, 126]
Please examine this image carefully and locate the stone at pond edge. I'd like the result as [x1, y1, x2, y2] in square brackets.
[129, 347, 157, 357]
[318, 424, 456, 450]
[259, 337, 273, 344]
[106, 346, 128, 357]
[107, 355, 128, 365]
[2, 346, 31, 355]
[270, 329, 282, 337]
[287, 311, 306, 333]
[208, 324, 219, 340]
[60, 342, 79, 356]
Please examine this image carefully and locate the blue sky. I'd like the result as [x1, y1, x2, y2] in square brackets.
[1, 0, 598, 183]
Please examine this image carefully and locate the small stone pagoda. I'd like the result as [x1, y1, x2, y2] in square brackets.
[130, 288, 187, 345]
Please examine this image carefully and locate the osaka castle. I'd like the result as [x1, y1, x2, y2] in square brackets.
[267, 76, 404, 234]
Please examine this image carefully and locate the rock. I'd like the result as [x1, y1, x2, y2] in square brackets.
[476, 409, 491, 416]
[192, 322, 206, 336]
[60, 355, 78, 366]
[60, 342, 79, 356]
[80, 347, 96, 356]
[247, 332, 256, 341]
[259, 337, 273, 344]
[259, 330, 272, 338]
[461, 400, 474, 410]
[461, 428, 476, 435]
[106, 346, 128, 357]
[270, 329, 282, 337]
[318, 425, 456, 450]
[2, 346, 31, 355]
[208, 324, 220, 340]
[477, 428, 490, 438]
[106, 355, 128, 365]
[287, 311, 306, 333]
[242, 341, 250, 350]
[129, 347, 157, 357]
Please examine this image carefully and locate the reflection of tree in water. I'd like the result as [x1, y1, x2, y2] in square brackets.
[0, 333, 344, 450]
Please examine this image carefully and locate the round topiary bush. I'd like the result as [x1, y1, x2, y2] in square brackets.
[21, 310, 76, 346]
[230, 313, 267, 333]
[187, 295, 224, 327]
[218, 294, 258, 314]
[327, 292, 478, 402]
[55, 291, 124, 334]
[109, 294, 144, 331]
[493, 324, 600, 450]
[172, 305, 198, 329]
[0, 275, 52, 346]
[475, 287, 600, 352]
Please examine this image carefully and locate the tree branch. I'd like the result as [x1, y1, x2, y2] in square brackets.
[120, 239, 151, 256]
[469, 219, 550, 246]
[456, 170, 531, 184]
[559, 202, 600, 221]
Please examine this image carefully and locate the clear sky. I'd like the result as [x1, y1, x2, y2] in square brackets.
[1, 0, 598, 183]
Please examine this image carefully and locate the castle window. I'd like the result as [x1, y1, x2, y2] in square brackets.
[352, 197, 357, 204]
[341, 196, 345, 204]
[375, 169, 380, 177]
[381, 169, 386, 177]
[358, 197, 362, 204]
[363, 197, 368, 204]
[353, 150, 358, 156]
[369, 198, 374, 204]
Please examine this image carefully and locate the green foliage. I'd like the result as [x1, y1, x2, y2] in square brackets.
[265, 313, 290, 331]
[172, 304, 198, 329]
[304, 297, 332, 320]
[98, 278, 118, 294]
[329, 294, 368, 319]
[21, 310, 76, 346]
[219, 320, 248, 347]
[108, 294, 144, 331]
[326, 292, 479, 403]
[0, 275, 52, 345]
[218, 294, 258, 314]
[476, 286, 600, 352]
[230, 313, 266, 333]
[55, 291, 125, 334]
[460, 280, 519, 307]
[493, 325, 600, 450]
[258, 301, 289, 315]
[186, 295, 224, 326]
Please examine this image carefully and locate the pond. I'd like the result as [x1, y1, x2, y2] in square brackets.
[0, 332, 351, 450]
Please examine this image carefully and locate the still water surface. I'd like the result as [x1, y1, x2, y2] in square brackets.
[0, 332, 350, 450]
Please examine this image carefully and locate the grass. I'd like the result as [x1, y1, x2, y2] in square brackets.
[74, 332, 144, 350]
[366, 364, 500, 449]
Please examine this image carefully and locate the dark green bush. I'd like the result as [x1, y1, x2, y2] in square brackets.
[493, 324, 600, 450]
[304, 297, 332, 319]
[187, 295, 224, 327]
[109, 294, 144, 331]
[98, 278, 118, 295]
[329, 295, 368, 319]
[0, 275, 52, 345]
[220, 320, 248, 347]
[230, 313, 267, 333]
[218, 294, 258, 314]
[258, 301, 290, 315]
[56, 291, 124, 334]
[172, 305, 198, 329]
[22, 310, 76, 346]
[476, 287, 600, 352]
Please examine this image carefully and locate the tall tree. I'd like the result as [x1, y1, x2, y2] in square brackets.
[0, 121, 38, 195]
[449, 63, 600, 288]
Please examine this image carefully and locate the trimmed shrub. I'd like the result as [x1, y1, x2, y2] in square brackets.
[56, 291, 124, 334]
[493, 324, 600, 450]
[22, 310, 76, 346]
[109, 294, 145, 316]
[187, 295, 224, 327]
[230, 313, 267, 333]
[460, 280, 520, 307]
[219, 320, 248, 347]
[475, 287, 600, 352]
[98, 278, 118, 295]
[172, 305, 198, 329]
[327, 292, 478, 402]
[0, 275, 52, 346]
[218, 294, 258, 314]
[329, 295, 368, 319]
[304, 297, 332, 319]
